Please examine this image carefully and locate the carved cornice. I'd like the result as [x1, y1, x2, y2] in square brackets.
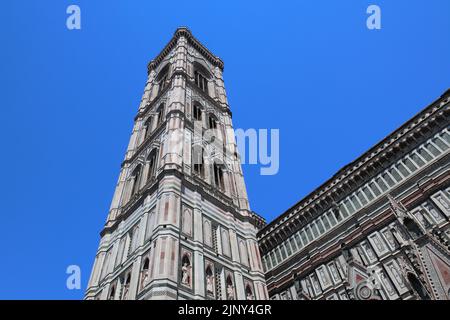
[264, 161, 450, 291]
[147, 27, 224, 75]
[258, 89, 450, 242]
[101, 167, 266, 236]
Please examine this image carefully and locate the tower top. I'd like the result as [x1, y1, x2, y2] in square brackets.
[147, 27, 224, 74]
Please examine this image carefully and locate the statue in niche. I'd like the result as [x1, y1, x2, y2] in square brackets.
[206, 273, 214, 294]
[141, 271, 149, 288]
[246, 291, 254, 300]
[181, 259, 191, 286]
[226, 281, 235, 300]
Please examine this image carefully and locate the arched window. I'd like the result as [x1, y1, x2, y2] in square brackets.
[144, 117, 153, 140]
[193, 103, 202, 121]
[157, 64, 170, 95]
[192, 146, 204, 177]
[146, 150, 158, 183]
[193, 62, 210, 93]
[131, 165, 142, 196]
[213, 163, 224, 190]
[157, 104, 165, 126]
[208, 114, 217, 129]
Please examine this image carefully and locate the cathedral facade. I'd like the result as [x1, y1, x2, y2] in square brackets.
[258, 90, 450, 300]
[85, 28, 268, 300]
[86, 28, 450, 300]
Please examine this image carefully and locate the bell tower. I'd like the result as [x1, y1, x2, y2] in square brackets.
[85, 27, 268, 300]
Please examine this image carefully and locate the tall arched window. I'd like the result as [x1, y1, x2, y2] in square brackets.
[208, 114, 217, 129]
[131, 165, 142, 196]
[213, 163, 224, 190]
[192, 146, 204, 178]
[146, 150, 158, 183]
[193, 103, 202, 121]
[157, 64, 170, 95]
[143, 116, 153, 140]
[157, 104, 165, 126]
[193, 62, 211, 94]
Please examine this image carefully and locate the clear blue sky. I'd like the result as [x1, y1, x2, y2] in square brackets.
[1, 0, 449, 299]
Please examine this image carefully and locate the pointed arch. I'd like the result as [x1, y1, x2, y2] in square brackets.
[193, 101, 203, 122]
[157, 64, 170, 94]
[213, 162, 225, 191]
[145, 148, 159, 183]
[156, 103, 165, 126]
[192, 145, 205, 178]
[143, 116, 153, 140]
[131, 164, 143, 196]
[208, 113, 218, 129]
[193, 61, 210, 93]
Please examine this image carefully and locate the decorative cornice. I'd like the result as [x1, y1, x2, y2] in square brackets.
[258, 89, 450, 241]
[263, 159, 450, 291]
[147, 27, 224, 75]
[101, 167, 266, 236]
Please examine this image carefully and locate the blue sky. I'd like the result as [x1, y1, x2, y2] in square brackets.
[1, 0, 449, 299]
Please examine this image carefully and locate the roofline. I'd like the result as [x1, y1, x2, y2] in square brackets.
[147, 27, 224, 74]
[258, 88, 450, 237]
